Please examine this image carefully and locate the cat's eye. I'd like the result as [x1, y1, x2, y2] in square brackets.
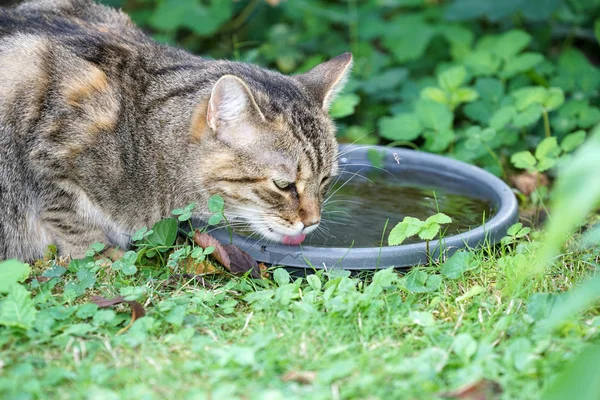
[274, 180, 292, 190]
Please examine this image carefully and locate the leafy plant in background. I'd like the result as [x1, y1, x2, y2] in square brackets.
[96, 0, 600, 179]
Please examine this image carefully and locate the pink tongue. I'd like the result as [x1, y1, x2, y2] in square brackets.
[282, 234, 307, 245]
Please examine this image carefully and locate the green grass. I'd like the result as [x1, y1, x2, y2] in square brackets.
[1, 235, 598, 400]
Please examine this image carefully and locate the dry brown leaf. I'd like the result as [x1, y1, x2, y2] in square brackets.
[194, 232, 230, 267]
[282, 370, 317, 384]
[509, 171, 549, 196]
[193, 231, 262, 279]
[440, 379, 502, 400]
[258, 263, 269, 279]
[181, 256, 221, 275]
[91, 295, 146, 334]
[223, 244, 261, 279]
[91, 295, 126, 308]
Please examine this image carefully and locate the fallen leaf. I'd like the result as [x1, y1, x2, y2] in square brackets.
[193, 232, 230, 267]
[258, 263, 269, 279]
[193, 231, 262, 279]
[91, 295, 126, 308]
[440, 379, 502, 400]
[91, 295, 146, 334]
[181, 256, 221, 275]
[223, 244, 261, 279]
[26, 276, 50, 284]
[509, 171, 549, 196]
[282, 370, 317, 384]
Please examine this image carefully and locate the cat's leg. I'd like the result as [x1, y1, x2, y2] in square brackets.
[39, 189, 111, 259]
[41, 213, 108, 259]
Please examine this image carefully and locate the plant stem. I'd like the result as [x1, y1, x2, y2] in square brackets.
[482, 142, 508, 181]
[426, 240, 430, 264]
[542, 110, 551, 138]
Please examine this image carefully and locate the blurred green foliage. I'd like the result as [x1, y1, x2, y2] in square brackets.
[104, 0, 600, 176]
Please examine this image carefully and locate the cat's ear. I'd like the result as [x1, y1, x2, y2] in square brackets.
[295, 52, 353, 111]
[206, 75, 265, 131]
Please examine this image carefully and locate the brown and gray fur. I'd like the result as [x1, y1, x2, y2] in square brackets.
[0, 0, 352, 261]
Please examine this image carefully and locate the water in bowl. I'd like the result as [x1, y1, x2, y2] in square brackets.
[305, 169, 495, 248]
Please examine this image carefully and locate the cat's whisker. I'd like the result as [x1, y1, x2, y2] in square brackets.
[323, 171, 371, 206]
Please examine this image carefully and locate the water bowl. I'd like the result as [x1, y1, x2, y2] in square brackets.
[208, 144, 518, 271]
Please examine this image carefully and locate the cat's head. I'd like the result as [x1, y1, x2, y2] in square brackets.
[197, 53, 352, 245]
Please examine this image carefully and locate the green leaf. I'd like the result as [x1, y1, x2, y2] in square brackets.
[404, 270, 442, 293]
[149, 0, 233, 36]
[0, 260, 31, 293]
[551, 49, 600, 95]
[441, 251, 478, 279]
[415, 100, 454, 131]
[329, 94, 360, 118]
[85, 242, 105, 257]
[505, 338, 532, 372]
[426, 213, 452, 225]
[511, 151, 537, 170]
[42, 265, 67, 278]
[438, 65, 467, 92]
[0, 284, 37, 330]
[208, 195, 225, 213]
[307, 274, 322, 291]
[378, 114, 423, 141]
[121, 251, 137, 264]
[507, 222, 523, 236]
[453, 333, 478, 363]
[494, 30, 531, 59]
[423, 128, 455, 153]
[388, 217, 424, 246]
[513, 104, 543, 127]
[543, 88, 565, 112]
[131, 227, 150, 242]
[595, 18, 600, 45]
[489, 105, 516, 130]
[561, 130, 587, 153]
[453, 87, 479, 103]
[512, 86, 547, 112]
[502, 52, 543, 77]
[537, 157, 558, 172]
[464, 51, 500, 76]
[207, 214, 223, 225]
[543, 342, 600, 400]
[409, 310, 435, 327]
[535, 137, 560, 160]
[475, 78, 504, 103]
[420, 87, 448, 104]
[463, 100, 493, 124]
[382, 15, 436, 63]
[418, 223, 441, 240]
[121, 263, 138, 276]
[273, 268, 290, 286]
[147, 218, 178, 248]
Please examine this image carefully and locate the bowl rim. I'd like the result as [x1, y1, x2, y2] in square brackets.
[206, 144, 519, 270]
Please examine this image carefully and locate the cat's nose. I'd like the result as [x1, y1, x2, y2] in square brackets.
[301, 219, 320, 234]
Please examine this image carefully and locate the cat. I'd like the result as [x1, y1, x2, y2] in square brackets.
[0, 0, 352, 261]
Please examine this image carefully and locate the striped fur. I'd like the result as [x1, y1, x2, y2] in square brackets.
[0, 0, 352, 260]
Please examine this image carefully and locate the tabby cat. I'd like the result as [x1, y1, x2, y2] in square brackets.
[0, 0, 352, 261]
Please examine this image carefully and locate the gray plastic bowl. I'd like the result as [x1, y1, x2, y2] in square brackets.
[208, 144, 518, 271]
